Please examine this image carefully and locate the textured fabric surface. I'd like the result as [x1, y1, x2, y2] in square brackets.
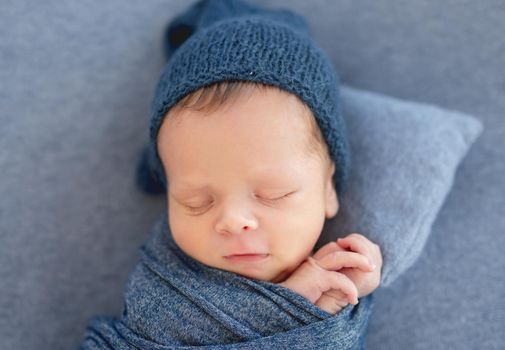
[78, 211, 373, 349]
[315, 86, 482, 287]
[139, 0, 351, 197]
[1, 1, 504, 350]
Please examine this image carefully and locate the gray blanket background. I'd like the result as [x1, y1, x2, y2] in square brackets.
[1, 0, 503, 349]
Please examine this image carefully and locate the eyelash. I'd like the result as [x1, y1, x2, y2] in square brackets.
[263, 192, 292, 205]
[184, 192, 293, 215]
[186, 205, 210, 215]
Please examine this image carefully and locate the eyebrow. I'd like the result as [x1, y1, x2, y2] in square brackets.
[173, 184, 210, 193]
[172, 167, 302, 193]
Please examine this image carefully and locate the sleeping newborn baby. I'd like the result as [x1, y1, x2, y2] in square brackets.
[157, 81, 383, 315]
[79, 1, 384, 347]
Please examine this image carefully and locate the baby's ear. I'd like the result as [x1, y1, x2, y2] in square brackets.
[325, 162, 339, 218]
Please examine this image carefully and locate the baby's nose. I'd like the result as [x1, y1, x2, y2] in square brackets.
[216, 219, 258, 236]
[214, 203, 258, 235]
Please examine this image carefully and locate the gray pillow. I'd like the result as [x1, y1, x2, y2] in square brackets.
[316, 85, 483, 288]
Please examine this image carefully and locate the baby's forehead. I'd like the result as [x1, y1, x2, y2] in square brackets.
[159, 83, 329, 179]
[168, 90, 314, 138]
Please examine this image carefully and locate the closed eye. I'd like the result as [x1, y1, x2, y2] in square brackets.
[179, 197, 212, 215]
[183, 191, 296, 215]
[185, 203, 212, 215]
[260, 191, 295, 205]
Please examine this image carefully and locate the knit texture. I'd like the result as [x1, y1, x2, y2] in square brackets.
[137, 0, 351, 197]
[78, 211, 373, 349]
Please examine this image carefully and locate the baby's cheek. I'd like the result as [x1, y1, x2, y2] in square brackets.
[281, 235, 315, 267]
[269, 250, 306, 281]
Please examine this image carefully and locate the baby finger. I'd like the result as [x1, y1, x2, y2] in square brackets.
[312, 241, 339, 260]
[325, 271, 359, 305]
[317, 250, 374, 272]
[315, 293, 348, 315]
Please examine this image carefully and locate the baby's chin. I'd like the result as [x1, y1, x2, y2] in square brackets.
[216, 261, 293, 284]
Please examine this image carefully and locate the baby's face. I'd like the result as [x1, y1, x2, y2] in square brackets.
[157, 87, 338, 283]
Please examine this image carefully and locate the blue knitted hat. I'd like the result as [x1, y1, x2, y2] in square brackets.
[136, 0, 351, 197]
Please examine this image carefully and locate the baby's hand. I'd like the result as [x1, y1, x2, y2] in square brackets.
[328, 233, 383, 298]
[278, 244, 375, 315]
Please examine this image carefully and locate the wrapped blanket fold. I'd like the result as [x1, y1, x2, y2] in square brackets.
[78, 212, 374, 349]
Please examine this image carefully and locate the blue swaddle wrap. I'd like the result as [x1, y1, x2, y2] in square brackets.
[78, 212, 374, 349]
